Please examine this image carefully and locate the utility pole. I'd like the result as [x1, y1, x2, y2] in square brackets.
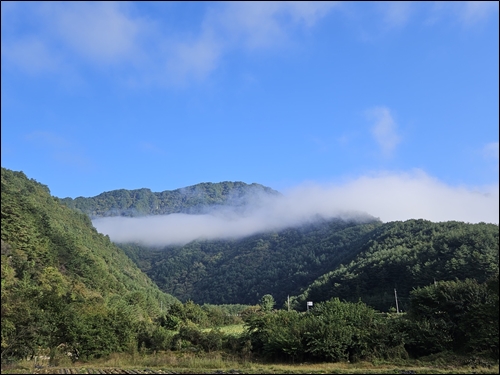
[287, 295, 290, 312]
[394, 288, 399, 314]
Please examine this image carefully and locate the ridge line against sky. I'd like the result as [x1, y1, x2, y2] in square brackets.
[92, 168, 499, 247]
[1, 1, 498, 226]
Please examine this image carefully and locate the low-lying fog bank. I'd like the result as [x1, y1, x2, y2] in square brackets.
[92, 170, 499, 246]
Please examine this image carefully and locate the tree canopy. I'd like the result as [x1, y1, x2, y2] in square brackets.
[1, 168, 178, 362]
[60, 181, 280, 217]
[119, 219, 498, 312]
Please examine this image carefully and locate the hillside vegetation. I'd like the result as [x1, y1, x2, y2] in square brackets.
[1, 168, 178, 362]
[291, 219, 499, 311]
[1, 168, 498, 370]
[61, 180, 499, 311]
[118, 219, 498, 311]
[60, 182, 279, 217]
[119, 218, 382, 306]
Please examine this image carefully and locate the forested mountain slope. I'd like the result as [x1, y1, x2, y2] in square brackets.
[290, 219, 499, 311]
[119, 219, 498, 311]
[118, 218, 383, 306]
[60, 181, 280, 217]
[1, 168, 178, 360]
[57, 173, 498, 313]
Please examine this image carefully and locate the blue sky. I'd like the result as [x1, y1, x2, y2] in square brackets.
[1, 2, 499, 225]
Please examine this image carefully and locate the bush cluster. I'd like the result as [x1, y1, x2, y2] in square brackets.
[242, 277, 498, 362]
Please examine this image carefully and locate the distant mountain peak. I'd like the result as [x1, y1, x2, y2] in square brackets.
[60, 181, 280, 218]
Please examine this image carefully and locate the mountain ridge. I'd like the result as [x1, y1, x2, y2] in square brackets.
[56, 176, 499, 311]
[60, 181, 281, 218]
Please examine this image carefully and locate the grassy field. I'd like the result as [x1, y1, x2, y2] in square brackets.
[201, 324, 246, 335]
[2, 351, 498, 374]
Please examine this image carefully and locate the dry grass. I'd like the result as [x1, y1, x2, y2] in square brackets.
[201, 324, 246, 335]
[2, 350, 498, 374]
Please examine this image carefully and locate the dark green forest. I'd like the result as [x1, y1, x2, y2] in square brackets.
[1, 167, 498, 367]
[118, 218, 383, 306]
[119, 219, 498, 312]
[290, 219, 499, 311]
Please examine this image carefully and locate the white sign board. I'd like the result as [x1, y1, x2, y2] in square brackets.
[307, 301, 313, 306]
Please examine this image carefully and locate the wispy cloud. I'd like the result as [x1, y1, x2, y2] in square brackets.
[212, 2, 338, 50]
[1, 2, 145, 80]
[164, 31, 223, 84]
[162, 1, 338, 84]
[1, 36, 62, 75]
[378, 1, 413, 29]
[426, 1, 499, 27]
[2, 2, 338, 86]
[93, 170, 498, 247]
[46, 2, 144, 65]
[3, 2, 497, 86]
[460, 1, 499, 26]
[366, 106, 402, 157]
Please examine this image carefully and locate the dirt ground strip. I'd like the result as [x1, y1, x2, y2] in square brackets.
[32, 368, 244, 374]
[34, 369, 180, 374]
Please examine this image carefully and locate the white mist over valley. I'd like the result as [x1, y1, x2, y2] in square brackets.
[92, 170, 499, 247]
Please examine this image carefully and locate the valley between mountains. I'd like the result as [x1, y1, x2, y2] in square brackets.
[60, 179, 498, 311]
[2, 167, 498, 367]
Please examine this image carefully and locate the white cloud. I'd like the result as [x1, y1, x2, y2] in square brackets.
[161, 1, 337, 84]
[92, 170, 499, 247]
[164, 31, 223, 84]
[2, 2, 337, 86]
[426, 1, 499, 27]
[1, 2, 146, 76]
[379, 1, 413, 29]
[213, 2, 338, 49]
[306, 170, 498, 224]
[48, 2, 143, 65]
[1, 36, 62, 74]
[285, 1, 339, 27]
[366, 106, 402, 157]
[3, 2, 496, 85]
[460, 1, 499, 26]
[214, 2, 288, 50]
